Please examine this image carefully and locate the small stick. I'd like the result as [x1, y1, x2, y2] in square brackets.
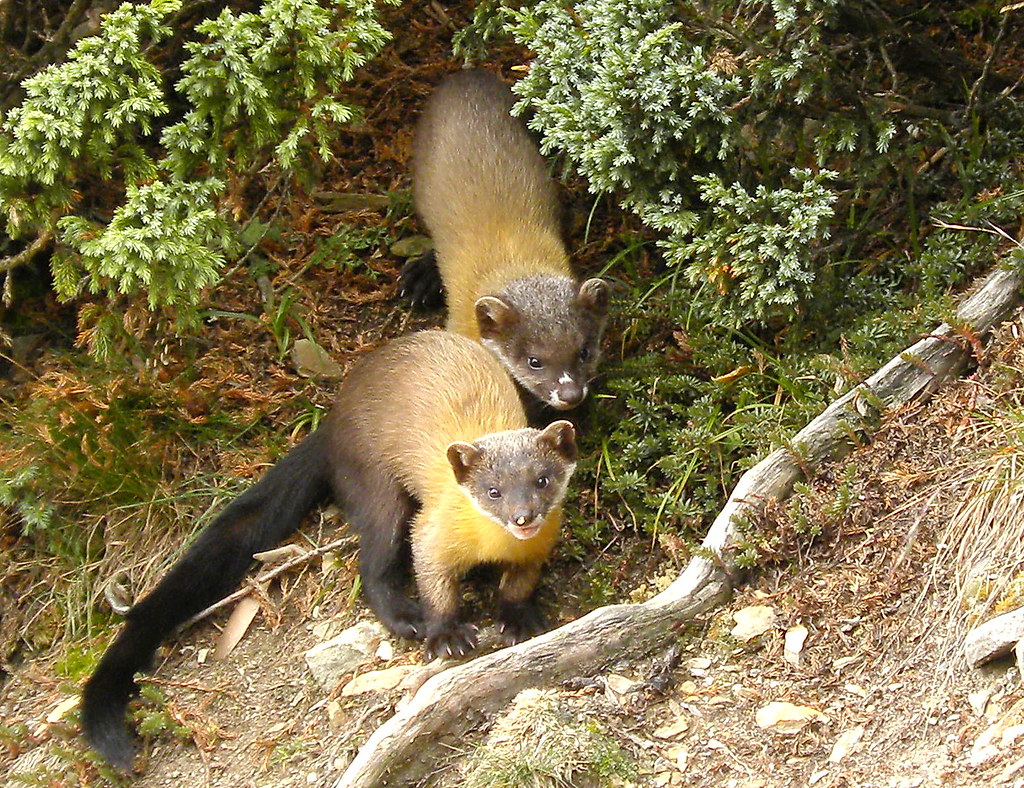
[182, 536, 356, 628]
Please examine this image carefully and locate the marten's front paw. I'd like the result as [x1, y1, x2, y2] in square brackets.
[424, 621, 478, 660]
[391, 614, 426, 642]
[498, 599, 547, 645]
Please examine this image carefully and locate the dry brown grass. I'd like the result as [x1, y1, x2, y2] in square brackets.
[876, 318, 1024, 680]
[928, 324, 1024, 641]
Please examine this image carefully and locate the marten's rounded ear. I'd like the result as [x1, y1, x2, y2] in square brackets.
[537, 420, 577, 462]
[475, 296, 519, 340]
[447, 441, 483, 484]
[577, 278, 609, 317]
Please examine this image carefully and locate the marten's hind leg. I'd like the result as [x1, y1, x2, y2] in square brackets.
[329, 455, 423, 640]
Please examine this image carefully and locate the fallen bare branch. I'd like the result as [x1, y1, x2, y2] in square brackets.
[0, 230, 53, 275]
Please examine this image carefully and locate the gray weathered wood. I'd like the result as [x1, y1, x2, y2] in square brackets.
[332, 267, 1022, 788]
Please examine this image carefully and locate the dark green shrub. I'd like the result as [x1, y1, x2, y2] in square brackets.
[464, 1, 1024, 543]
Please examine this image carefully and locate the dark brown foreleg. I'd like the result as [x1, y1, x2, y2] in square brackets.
[411, 514, 477, 659]
[497, 560, 547, 645]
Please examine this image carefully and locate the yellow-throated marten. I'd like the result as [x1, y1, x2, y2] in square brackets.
[81, 330, 577, 770]
[405, 69, 609, 411]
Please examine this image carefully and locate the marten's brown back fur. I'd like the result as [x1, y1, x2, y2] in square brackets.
[327, 329, 526, 490]
[414, 70, 568, 335]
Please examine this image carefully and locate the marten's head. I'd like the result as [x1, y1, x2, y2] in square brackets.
[476, 277, 609, 410]
[447, 420, 577, 539]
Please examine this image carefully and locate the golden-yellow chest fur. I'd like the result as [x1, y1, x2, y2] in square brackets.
[412, 482, 560, 574]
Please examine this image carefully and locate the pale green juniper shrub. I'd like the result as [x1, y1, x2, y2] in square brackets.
[0, 0, 396, 356]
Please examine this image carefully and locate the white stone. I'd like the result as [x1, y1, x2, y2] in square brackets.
[731, 605, 776, 642]
[653, 716, 690, 740]
[375, 639, 395, 662]
[755, 701, 827, 734]
[304, 620, 387, 689]
[784, 624, 809, 667]
[605, 673, 637, 695]
[340, 665, 415, 696]
[963, 605, 1024, 667]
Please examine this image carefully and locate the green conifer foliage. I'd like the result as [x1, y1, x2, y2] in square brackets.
[503, 0, 854, 323]
[481, 1, 1024, 541]
[0, 1, 173, 238]
[502, 0, 1023, 325]
[0, 0, 395, 355]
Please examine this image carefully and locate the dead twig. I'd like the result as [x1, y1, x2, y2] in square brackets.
[0, 230, 53, 275]
[181, 536, 355, 628]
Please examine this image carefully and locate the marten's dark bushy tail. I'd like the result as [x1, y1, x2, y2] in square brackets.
[81, 428, 331, 770]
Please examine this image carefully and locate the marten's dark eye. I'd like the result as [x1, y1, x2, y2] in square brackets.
[578, 347, 590, 362]
[527, 356, 544, 370]
[536, 475, 549, 489]
[487, 487, 501, 499]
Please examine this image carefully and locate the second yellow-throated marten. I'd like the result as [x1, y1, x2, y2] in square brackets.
[80, 330, 577, 771]
[407, 70, 609, 411]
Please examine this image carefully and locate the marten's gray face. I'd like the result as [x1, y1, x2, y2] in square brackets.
[476, 277, 609, 410]
[447, 421, 577, 539]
